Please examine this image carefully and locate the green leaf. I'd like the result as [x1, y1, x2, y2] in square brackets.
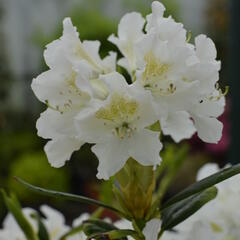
[15, 177, 124, 216]
[0, 189, 38, 240]
[60, 225, 84, 240]
[88, 229, 138, 240]
[83, 220, 117, 238]
[31, 213, 50, 240]
[83, 219, 135, 240]
[161, 186, 218, 230]
[162, 164, 240, 209]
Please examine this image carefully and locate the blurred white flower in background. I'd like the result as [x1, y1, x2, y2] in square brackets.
[0, 205, 72, 240]
[176, 164, 240, 240]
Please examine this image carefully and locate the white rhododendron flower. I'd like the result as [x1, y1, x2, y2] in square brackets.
[32, 18, 116, 168]
[0, 208, 37, 240]
[176, 164, 240, 240]
[75, 72, 162, 179]
[32, 1, 225, 179]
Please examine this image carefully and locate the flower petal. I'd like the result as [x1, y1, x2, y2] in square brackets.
[193, 115, 223, 144]
[128, 129, 162, 167]
[44, 137, 83, 168]
[118, 12, 145, 40]
[195, 34, 217, 61]
[92, 138, 129, 180]
[143, 219, 161, 240]
[36, 108, 77, 139]
[161, 111, 196, 142]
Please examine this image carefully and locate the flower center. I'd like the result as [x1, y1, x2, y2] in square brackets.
[95, 93, 139, 139]
[142, 52, 176, 96]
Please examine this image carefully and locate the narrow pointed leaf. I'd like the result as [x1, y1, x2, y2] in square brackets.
[162, 164, 240, 209]
[161, 186, 218, 230]
[15, 177, 123, 215]
[0, 189, 38, 240]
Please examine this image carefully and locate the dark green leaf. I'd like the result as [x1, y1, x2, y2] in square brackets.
[161, 186, 218, 230]
[0, 189, 38, 240]
[88, 229, 138, 240]
[15, 177, 124, 216]
[83, 219, 133, 240]
[162, 164, 240, 209]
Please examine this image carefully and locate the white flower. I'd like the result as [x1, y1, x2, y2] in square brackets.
[0, 208, 37, 240]
[177, 164, 240, 240]
[40, 205, 70, 240]
[32, 18, 116, 168]
[112, 1, 225, 144]
[75, 72, 162, 179]
[0, 206, 71, 240]
[108, 12, 145, 74]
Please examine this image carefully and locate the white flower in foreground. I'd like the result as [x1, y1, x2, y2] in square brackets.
[177, 164, 240, 240]
[32, 18, 116, 168]
[75, 72, 162, 179]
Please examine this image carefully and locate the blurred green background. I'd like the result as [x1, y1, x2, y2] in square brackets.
[0, 0, 237, 224]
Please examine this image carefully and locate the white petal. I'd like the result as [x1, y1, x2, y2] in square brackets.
[118, 12, 145, 40]
[193, 115, 223, 144]
[36, 108, 77, 139]
[102, 51, 117, 72]
[146, 1, 166, 32]
[128, 129, 162, 167]
[44, 39, 70, 70]
[32, 70, 65, 104]
[195, 34, 217, 61]
[72, 213, 90, 227]
[40, 205, 65, 224]
[74, 60, 94, 95]
[131, 86, 159, 129]
[161, 111, 196, 142]
[92, 138, 129, 180]
[62, 17, 79, 39]
[194, 97, 225, 118]
[99, 72, 128, 92]
[82, 40, 101, 63]
[44, 137, 83, 168]
[143, 219, 161, 240]
[75, 105, 112, 143]
[197, 163, 219, 181]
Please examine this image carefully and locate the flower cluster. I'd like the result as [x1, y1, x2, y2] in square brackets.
[32, 1, 225, 180]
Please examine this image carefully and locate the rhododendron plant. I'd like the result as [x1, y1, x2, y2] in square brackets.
[2, 1, 239, 240]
